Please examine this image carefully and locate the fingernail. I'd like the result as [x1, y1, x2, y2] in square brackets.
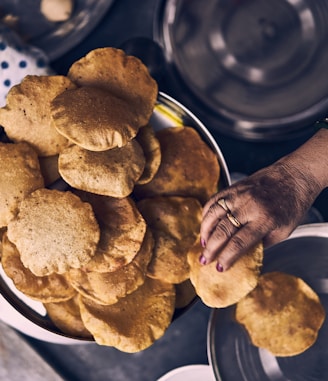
[216, 263, 224, 272]
[199, 254, 207, 265]
[200, 237, 206, 248]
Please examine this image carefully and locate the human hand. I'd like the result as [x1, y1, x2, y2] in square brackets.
[200, 158, 323, 272]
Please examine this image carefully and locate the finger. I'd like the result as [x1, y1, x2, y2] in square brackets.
[215, 222, 265, 271]
[200, 197, 230, 248]
[202, 190, 231, 218]
[201, 214, 240, 263]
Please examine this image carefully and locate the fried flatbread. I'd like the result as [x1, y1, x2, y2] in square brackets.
[0, 142, 44, 227]
[58, 140, 145, 197]
[7, 189, 100, 276]
[137, 196, 202, 283]
[67, 47, 158, 128]
[235, 271, 326, 357]
[44, 294, 93, 339]
[1, 232, 75, 303]
[188, 241, 263, 308]
[135, 124, 161, 185]
[134, 126, 220, 205]
[51, 86, 143, 151]
[74, 192, 147, 273]
[0, 75, 75, 156]
[78, 277, 175, 352]
[68, 229, 154, 305]
[145, 231, 191, 284]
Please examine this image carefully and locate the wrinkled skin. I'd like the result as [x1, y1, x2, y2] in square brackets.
[200, 128, 328, 271]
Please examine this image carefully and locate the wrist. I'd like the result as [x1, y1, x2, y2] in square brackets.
[284, 128, 328, 191]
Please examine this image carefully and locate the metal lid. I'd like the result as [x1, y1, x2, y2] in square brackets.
[207, 223, 328, 381]
[155, 0, 328, 140]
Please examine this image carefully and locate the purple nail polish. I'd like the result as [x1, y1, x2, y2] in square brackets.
[199, 254, 207, 265]
[216, 263, 224, 272]
[200, 237, 206, 248]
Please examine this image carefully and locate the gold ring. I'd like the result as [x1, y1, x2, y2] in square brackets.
[217, 198, 229, 212]
[226, 212, 242, 229]
[217, 198, 242, 228]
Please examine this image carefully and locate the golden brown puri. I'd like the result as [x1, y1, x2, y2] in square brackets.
[135, 123, 161, 185]
[7, 189, 100, 276]
[1, 232, 75, 303]
[58, 139, 145, 197]
[137, 196, 202, 242]
[51, 86, 143, 151]
[134, 126, 221, 205]
[73, 191, 147, 273]
[44, 294, 93, 339]
[67, 47, 158, 128]
[235, 271, 325, 357]
[68, 229, 154, 305]
[145, 231, 191, 284]
[188, 241, 263, 308]
[0, 75, 75, 156]
[137, 196, 202, 284]
[0, 142, 44, 228]
[78, 277, 175, 352]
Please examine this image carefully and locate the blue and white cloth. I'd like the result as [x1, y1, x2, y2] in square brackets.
[0, 24, 52, 107]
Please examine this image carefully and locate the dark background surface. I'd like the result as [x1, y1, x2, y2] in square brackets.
[13, 0, 328, 380]
[26, 300, 211, 381]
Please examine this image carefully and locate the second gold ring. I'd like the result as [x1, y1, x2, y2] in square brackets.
[217, 198, 242, 229]
[226, 212, 242, 228]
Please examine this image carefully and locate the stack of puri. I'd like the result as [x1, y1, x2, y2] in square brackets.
[0, 47, 221, 352]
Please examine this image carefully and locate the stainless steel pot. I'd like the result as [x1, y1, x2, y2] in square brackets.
[154, 0, 328, 141]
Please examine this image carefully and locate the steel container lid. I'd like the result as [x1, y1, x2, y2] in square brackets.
[154, 0, 328, 141]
